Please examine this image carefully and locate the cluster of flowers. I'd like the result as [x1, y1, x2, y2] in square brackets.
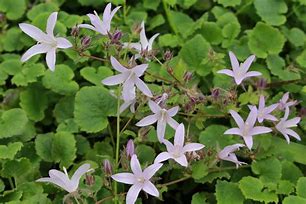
[18, 3, 301, 204]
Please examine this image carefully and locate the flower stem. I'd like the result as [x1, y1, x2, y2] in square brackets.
[73, 195, 80, 204]
[114, 87, 121, 204]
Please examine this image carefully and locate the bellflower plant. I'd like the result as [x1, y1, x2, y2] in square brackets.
[136, 100, 179, 142]
[78, 3, 121, 35]
[278, 92, 298, 111]
[19, 12, 72, 71]
[224, 107, 272, 149]
[275, 107, 301, 143]
[217, 51, 262, 85]
[102, 56, 153, 101]
[112, 155, 162, 204]
[218, 144, 247, 168]
[36, 163, 92, 193]
[249, 95, 278, 123]
[154, 124, 204, 167]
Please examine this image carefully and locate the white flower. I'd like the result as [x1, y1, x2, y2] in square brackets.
[102, 56, 153, 101]
[123, 21, 159, 60]
[278, 92, 297, 111]
[79, 3, 120, 35]
[154, 124, 204, 167]
[112, 155, 162, 204]
[217, 51, 261, 85]
[218, 144, 247, 168]
[136, 100, 179, 142]
[276, 107, 301, 143]
[36, 163, 92, 193]
[248, 95, 278, 123]
[19, 12, 72, 71]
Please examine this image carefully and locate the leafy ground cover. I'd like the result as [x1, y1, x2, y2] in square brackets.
[0, 0, 306, 203]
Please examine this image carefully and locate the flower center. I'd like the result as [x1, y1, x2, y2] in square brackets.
[160, 109, 167, 121]
[242, 122, 250, 137]
[172, 145, 182, 158]
[136, 176, 145, 184]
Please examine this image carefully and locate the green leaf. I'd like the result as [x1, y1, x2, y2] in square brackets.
[285, 28, 305, 47]
[52, 131, 76, 167]
[168, 11, 195, 38]
[11, 63, 45, 86]
[200, 22, 223, 45]
[0, 59, 22, 76]
[283, 196, 306, 204]
[192, 161, 208, 180]
[27, 3, 59, 21]
[254, 0, 287, 26]
[136, 144, 156, 165]
[216, 181, 244, 204]
[2, 28, 27, 52]
[143, 0, 160, 10]
[0, 109, 28, 139]
[35, 133, 54, 162]
[74, 86, 116, 133]
[296, 50, 306, 68]
[199, 125, 233, 148]
[0, 0, 26, 20]
[276, 180, 294, 195]
[0, 142, 23, 160]
[267, 55, 301, 80]
[78, 0, 105, 6]
[42, 65, 79, 95]
[251, 157, 282, 182]
[281, 161, 303, 184]
[179, 34, 211, 76]
[222, 22, 240, 48]
[20, 84, 48, 122]
[248, 22, 286, 58]
[217, 0, 241, 7]
[158, 34, 181, 48]
[80, 66, 113, 86]
[2, 158, 32, 178]
[191, 192, 207, 204]
[239, 176, 278, 203]
[297, 177, 306, 198]
[148, 14, 165, 30]
[53, 96, 74, 123]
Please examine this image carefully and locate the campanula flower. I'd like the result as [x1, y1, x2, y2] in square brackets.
[79, 3, 120, 35]
[218, 144, 247, 168]
[36, 163, 92, 193]
[19, 12, 72, 71]
[276, 107, 301, 143]
[224, 107, 272, 149]
[136, 100, 179, 142]
[154, 124, 204, 167]
[278, 92, 297, 111]
[249, 95, 278, 123]
[112, 155, 162, 204]
[126, 139, 135, 159]
[217, 51, 261, 85]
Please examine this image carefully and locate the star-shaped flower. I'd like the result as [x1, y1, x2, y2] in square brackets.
[218, 144, 247, 168]
[275, 107, 301, 143]
[224, 107, 272, 150]
[136, 100, 179, 142]
[112, 154, 162, 204]
[36, 163, 92, 193]
[123, 21, 159, 60]
[278, 92, 297, 111]
[154, 124, 204, 167]
[249, 95, 278, 123]
[79, 3, 120, 35]
[102, 56, 153, 101]
[217, 51, 261, 85]
[19, 12, 72, 71]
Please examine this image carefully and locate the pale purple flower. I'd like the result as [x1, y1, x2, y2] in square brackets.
[79, 3, 120, 35]
[103, 159, 113, 176]
[154, 124, 204, 167]
[218, 144, 247, 168]
[224, 107, 272, 150]
[36, 163, 92, 193]
[102, 56, 153, 101]
[248, 95, 278, 123]
[278, 92, 297, 111]
[275, 107, 301, 143]
[126, 139, 135, 158]
[112, 154, 162, 204]
[136, 100, 179, 142]
[120, 96, 137, 114]
[19, 12, 72, 71]
[217, 51, 261, 85]
[123, 21, 159, 60]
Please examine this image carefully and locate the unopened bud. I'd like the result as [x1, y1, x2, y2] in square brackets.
[183, 71, 192, 82]
[167, 66, 173, 74]
[126, 139, 135, 159]
[133, 23, 142, 35]
[85, 174, 95, 186]
[256, 78, 267, 90]
[112, 30, 122, 42]
[103, 160, 112, 176]
[211, 88, 220, 100]
[163, 50, 173, 61]
[71, 26, 80, 37]
[81, 36, 91, 48]
[0, 13, 5, 23]
[298, 107, 306, 118]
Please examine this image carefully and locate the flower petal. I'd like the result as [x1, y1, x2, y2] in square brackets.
[148, 100, 161, 113]
[143, 163, 163, 180]
[244, 71, 262, 78]
[154, 152, 172, 164]
[229, 110, 244, 129]
[167, 106, 179, 117]
[130, 155, 142, 176]
[126, 184, 142, 204]
[56, 37, 72, 49]
[217, 69, 234, 77]
[123, 42, 142, 51]
[111, 173, 135, 184]
[133, 64, 148, 77]
[71, 163, 91, 187]
[140, 21, 148, 48]
[122, 78, 136, 101]
[250, 126, 272, 136]
[110, 56, 128, 73]
[224, 128, 241, 135]
[21, 44, 51, 62]
[285, 117, 301, 127]
[136, 114, 158, 127]
[183, 143, 204, 153]
[46, 12, 57, 36]
[19, 23, 49, 42]
[135, 77, 153, 97]
[102, 73, 127, 85]
[148, 33, 159, 50]
[246, 107, 258, 127]
[174, 123, 185, 147]
[36, 177, 68, 192]
[174, 155, 188, 167]
[46, 48, 57, 71]
[285, 129, 301, 141]
[243, 136, 253, 150]
[143, 181, 159, 197]
[229, 51, 239, 72]
[241, 54, 255, 73]
[167, 117, 179, 129]
[157, 119, 166, 142]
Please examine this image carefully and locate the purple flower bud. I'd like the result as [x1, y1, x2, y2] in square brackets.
[85, 174, 95, 186]
[211, 88, 220, 100]
[133, 23, 142, 35]
[81, 36, 91, 48]
[183, 71, 193, 82]
[126, 139, 135, 159]
[163, 50, 173, 61]
[71, 26, 80, 37]
[167, 66, 173, 74]
[112, 30, 122, 42]
[256, 78, 267, 90]
[103, 159, 112, 176]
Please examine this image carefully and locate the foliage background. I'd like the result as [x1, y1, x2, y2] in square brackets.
[0, 0, 306, 203]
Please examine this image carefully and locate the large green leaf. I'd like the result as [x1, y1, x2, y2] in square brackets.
[216, 181, 244, 204]
[0, 109, 28, 139]
[254, 0, 287, 26]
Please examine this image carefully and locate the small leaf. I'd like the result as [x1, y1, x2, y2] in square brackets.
[0, 142, 23, 160]
[191, 192, 208, 204]
[216, 181, 244, 204]
[158, 34, 181, 48]
[0, 0, 26, 20]
[267, 55, 301, 80]
[0, 109, 28, 139]
[27, 3, 59, 21]
[136, 144, 156, 165]
[297, 177, 306, 198]
[254, 0, 287, 26]
[80, 66, 113, 86]
[251, 157, 282, 183]
[35, 133, 54, 162]
[12, 63, 45, 86]
[200, 22, 223, 45]
[217, 0, 241, 7]
[283, 196, 306, 204]
[192, 161, 208, 180]
[199, 125, 234, 148]
[2, 158, 32, 178]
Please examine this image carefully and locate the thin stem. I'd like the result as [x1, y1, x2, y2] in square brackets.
[107, 121, 115, 148]
[157, 176, 192, 187]
[120, 114, 135, 135]
[114, 87, 121, 204]
[8, 177, 14, 189]
[79, 52, 107, 62]
[178, 112, 227, 118]
[145, 71, 174, 84]
[96, 193, 127, 204]
[73, 196, 80, 204]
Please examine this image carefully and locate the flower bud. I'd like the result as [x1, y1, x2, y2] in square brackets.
[85, 174, 95, 186]
[163, 50, 173, 61]
[211, 88, 220, 100]
[71, 26, 80, 37]
[167, 66, 173, 74]
[103, 159, 112, 176]
[112, 30, 122, 42]
[256, 78, 267, 90]
[0, 13, 5, 23]
[133, 23, 142, 35]
[81, 36, 91, 48]
[126, 139, 135, 159]
[183, 71, 193, 82]
[298, 107, 306, 118]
